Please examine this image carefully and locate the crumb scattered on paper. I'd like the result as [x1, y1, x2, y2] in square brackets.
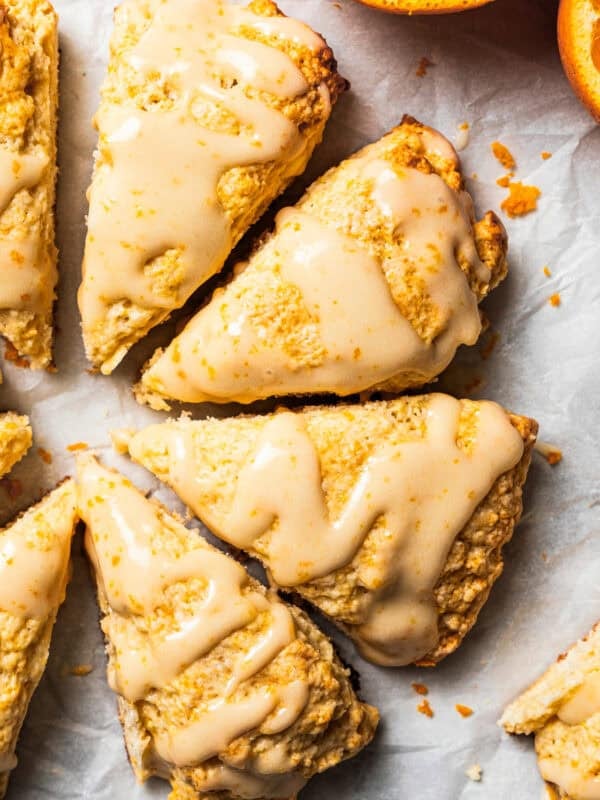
[4, 342, 29, 368]
[549, 292, 561, 307]
[67, 441, 89, 452]
[491, 141, 516, 170]
[496, 174, 512, 187]
[455, 704, 474, 718]
[500, 181, 541, 217]
[417, 699, 434, 718]
[541, 151, 552, 160]
[543, 265, 552, 277]
[70, 664, 93, 677]
[37, 448, 52, 464]
[412, 682, 429, 696]
[535, 441, 563, 465]
[466, 764, 482, 782]
[455, 122, 470, 151]
[416, 56, 434, 77]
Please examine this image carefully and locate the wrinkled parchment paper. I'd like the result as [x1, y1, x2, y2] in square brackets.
[1, 0, 598, 796]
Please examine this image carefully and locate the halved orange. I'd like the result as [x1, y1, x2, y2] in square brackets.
[351, 0, 494, 14]
[558, 0, 600, 122]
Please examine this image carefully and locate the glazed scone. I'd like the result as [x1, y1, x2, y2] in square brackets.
[501, 623, 600, 800]
[0, 412, 31, 478]
[0, 0, 58, 369]
[77, 454, 378, 799]
[119, 393, 537, 666]
[79, 0, 346, 375]
[0, 479, 77, 798]
[136, 116, 508, 409]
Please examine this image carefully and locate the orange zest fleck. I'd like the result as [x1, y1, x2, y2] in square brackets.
[541, 151, 552, 160]
[416, 56, 434, 77]
[480, 331, 500, 360]
[543, 266, 552, 277]
[491, 141, 516, 170]
[37, 448, 52, 464]
[500, 181, 541, 217]
[412, 682, 429, 696]
[67, 442, 89, 452]
[417, 699, 434, 718]
[455, 704, 474, 718]
[549, 292, 561, 307]
[496, 174, 511, 188]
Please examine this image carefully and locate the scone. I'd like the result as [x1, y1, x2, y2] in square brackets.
[351, 0, 494, 13]
[78, 0, 346, 375]
[0, 480, 77, 798]
[0, 0, 58, 369]
[136, 117, 508, 409]
[558, 0, 600, 123]
[501, 622, 600, 800]
[0, 412, 31, 478]
[119, 393, 537, 666]
[77, 454, 378, 799]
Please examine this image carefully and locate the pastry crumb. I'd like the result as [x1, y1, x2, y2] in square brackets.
[37, 448, 52, 464]
[543, 265, 552, 277]
[548, 292, 561, 307]
[70, 664, 93, 677]
[455, 122, 470, 151]
[4, 342, 29, 368]
[491, 141, 516, 170]
[455, 703, 474, 718]
[500, 181, 541, 217]
[535, 441, 562, 465]
[67, 441, 89, 452]
[416, 56, 434, 77]
[541, 151, 552, 160]
[465, 764, 482, 782]
[412, 682, 429, 696]
[417, 699, 434, 718]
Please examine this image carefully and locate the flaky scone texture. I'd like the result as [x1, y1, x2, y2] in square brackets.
[81, 0, 346, 373]
[80, 459, 377, 800]
[0, 480, 77, 799]
[0, 0, 58, 368]
[123, 396, 536, 666]
[137, 116, 508, 409]
[501, 623, 600, 800]
[0, 411, 31, 478]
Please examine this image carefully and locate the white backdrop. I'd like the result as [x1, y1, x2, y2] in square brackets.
[2, 0, 599, 797]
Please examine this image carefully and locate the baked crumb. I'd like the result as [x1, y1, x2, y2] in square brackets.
[417, 699, 434, 718]
[491, 141, 516, 170]
[455, 703, 474, 717]
[416, 56, 434, 77]
[4, 342, 30, 368]
[535, 441, 562, 465]
[549, 292, 561, 307]
[67, 442, 89, 452]
[465, 764, 482, 781]
[412, 682, 429, 696]
[70, 664, 93, 677]
[500, 181, 541, 217]
[37, 448, 52, 464]
[541, 151, 552, 160]
[543, 265, 552, 277]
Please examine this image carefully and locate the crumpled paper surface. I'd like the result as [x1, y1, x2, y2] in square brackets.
[1, 0, 598, 797]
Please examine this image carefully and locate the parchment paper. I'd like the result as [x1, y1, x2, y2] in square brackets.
[1, 0, 598, 797]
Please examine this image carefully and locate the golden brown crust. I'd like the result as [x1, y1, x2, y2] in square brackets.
[0, 0, 58, 369]
[0, 411, 31, 479]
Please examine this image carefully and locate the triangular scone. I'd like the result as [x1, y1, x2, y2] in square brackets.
[120, 393, 537, 667]
[78, 0, 346, 375]
[0, 0, 58, 369]
[0, 480, 77, 798]
[0, 412, 31, 478]
[77, 455, 378, 799]
[137, 116, 508, 409]
[501, 623, 600, 800]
